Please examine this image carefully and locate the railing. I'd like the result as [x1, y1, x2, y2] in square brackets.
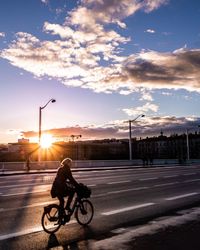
[0, 159, 200, 174]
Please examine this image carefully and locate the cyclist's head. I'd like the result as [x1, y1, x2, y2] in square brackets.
[61, 158, 72, 168]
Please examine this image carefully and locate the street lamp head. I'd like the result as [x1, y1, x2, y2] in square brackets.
[141, 114, 145, 118]
[41, 98, 56, 110]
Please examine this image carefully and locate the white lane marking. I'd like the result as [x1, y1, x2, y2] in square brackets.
[1, 189, 50, 197]
[139, 177, 158, 181]
[0, 220, 76, 241]
[0, 226, 43, 241]
[92, 193, 105, 198]
[111, 228, 127, 234]
[163, 175, 178, 178]
[154, 182, 179, 187]
[0, 176, 56, 184]
[107, 187, 148, 194]
[102, 203, 155, 216]
[87, 184, 96, 187]
[0, 183, 51, 188]
[184, 179, 200, 183]
[108, 180, 131, 185]
[0, 201, 54, 212]
[79, 174, 134, 182]
[165, 192, 198, 201]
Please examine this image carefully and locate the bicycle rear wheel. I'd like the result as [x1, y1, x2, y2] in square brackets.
[75, 199, 94, 225]
[41, 204, 61, 233]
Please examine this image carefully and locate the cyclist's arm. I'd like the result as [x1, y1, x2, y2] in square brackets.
[65, 166, 79, 188]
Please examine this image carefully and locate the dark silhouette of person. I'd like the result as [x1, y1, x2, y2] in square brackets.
[51, 158, 79, 218]
[26, 156, 30, 172]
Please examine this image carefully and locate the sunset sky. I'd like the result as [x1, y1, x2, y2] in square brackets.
[1, 0, 200, 144]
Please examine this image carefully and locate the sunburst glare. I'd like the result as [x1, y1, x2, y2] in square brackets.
[40, 134, 53, 149]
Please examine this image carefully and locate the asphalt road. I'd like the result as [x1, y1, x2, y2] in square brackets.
[0, 165, 200, 249]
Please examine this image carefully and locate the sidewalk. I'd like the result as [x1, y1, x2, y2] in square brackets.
[0, 163, 187, 176]
[90, 206, 200, 250]
[0, 165, 154, 176]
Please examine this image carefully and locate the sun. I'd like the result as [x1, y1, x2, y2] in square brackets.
[40, 134, 53, 149]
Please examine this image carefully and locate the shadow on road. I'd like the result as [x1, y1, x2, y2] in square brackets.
[46, 233, 59, 249]
[46, 225, 94, 250]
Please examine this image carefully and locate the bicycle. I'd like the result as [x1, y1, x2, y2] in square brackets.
[41, 183, 94, 234]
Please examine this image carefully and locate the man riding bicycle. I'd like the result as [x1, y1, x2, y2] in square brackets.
[51, 158, 79, 222]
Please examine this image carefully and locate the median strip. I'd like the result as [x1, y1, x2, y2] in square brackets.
[102, 203, 155, 216]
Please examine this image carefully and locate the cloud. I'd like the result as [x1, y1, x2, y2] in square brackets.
[21, 116, 200, 140]
[139, 89, 154, 101]
[122, 102, 159, 116]
[74, 0, 168, 28]
[0, 32, 5, 38]
[143, 0, 169, 12]
[41, 0, 48, 4]
[162, 31, 171, 36]
[145, 29, 155, 33]
[6, 0, 200, 95]
[68, 0, 142, 29]
[161, 91, 172, 96]
[2, 34, 200, 94]
[122, 48, 200, 92]
[22, 125, 122, 141]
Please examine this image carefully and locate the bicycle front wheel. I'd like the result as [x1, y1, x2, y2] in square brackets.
[75, 199, 94, 225]
[41, 204, 61, 234]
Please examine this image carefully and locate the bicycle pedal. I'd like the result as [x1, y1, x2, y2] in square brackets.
[49, 217, 58, 222]
[63, 215, 70, 224]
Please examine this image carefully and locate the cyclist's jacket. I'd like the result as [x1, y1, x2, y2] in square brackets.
[51, 165, 78, 198]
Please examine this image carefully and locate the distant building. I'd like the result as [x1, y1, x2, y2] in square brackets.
[2, 132, 200, 162]
[136, 131, 200, 161]
[18, 138, 29, 143]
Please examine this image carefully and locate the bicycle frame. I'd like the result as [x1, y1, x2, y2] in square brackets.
[66, 193, 82, 216]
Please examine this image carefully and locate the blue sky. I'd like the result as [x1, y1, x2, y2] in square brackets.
[1, 0, 200, 143]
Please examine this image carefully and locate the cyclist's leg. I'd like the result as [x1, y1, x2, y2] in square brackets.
[65, 189, 75, 211]
[57, 195, 70, 224]
[57, 195, 65, 215]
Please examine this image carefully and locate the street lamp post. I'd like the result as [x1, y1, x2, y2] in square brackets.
[125, 114, 145, 161]
[186, 125, 200, 162]
[38, 98, 56, 161]
[186, 129, 190, 161]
